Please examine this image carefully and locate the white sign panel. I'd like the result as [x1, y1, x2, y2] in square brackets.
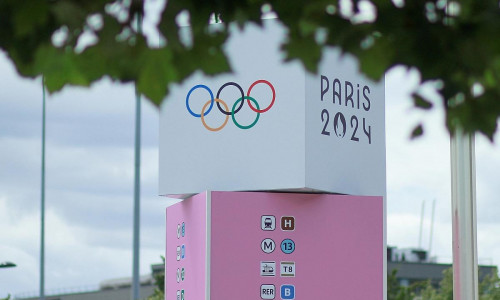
[304, 48, 385, 196]
[159, 20, 385, 198]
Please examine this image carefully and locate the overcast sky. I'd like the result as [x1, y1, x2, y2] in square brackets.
[2, 8, 500, 300]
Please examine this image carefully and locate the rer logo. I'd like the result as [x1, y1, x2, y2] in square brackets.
[261, 238, 276, 254]
[281, 216, 295, 231]
[185, 80, 276, 131]
[281, 285, 295, 300]
[260, 284, 276, 299]
[176, 246, 181, 261]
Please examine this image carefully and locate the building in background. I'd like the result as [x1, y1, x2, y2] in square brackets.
[14, 264, 164, 300]
[14, 250, 497, 299]
[388, 246, 497, 288]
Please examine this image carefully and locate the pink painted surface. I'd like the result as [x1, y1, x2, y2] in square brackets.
[166, 193, 207, 300]
[210, 191, 383, 299]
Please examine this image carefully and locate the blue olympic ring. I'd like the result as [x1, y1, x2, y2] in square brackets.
[186, 84, 214, 118]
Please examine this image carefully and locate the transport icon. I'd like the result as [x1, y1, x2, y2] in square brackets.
[260, 261, 276, 276]
[261, 215, 276, 231]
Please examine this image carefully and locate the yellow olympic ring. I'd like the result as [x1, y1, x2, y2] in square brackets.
[200, 98, 229, 132]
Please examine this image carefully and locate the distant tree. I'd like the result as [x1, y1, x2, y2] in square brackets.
[434, 268, 453, 300]
[1, 1, 500, 138]
[479, 272, 500, 300]
[388, 267, 500, 300]
[388, 269, 413, 300]
[147, 256, 165, 300]
[418, 282, 438, 300]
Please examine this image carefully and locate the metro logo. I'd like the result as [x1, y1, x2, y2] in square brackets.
[261, 238, 276, 254]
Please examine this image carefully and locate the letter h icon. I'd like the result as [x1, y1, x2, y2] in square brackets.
[281, 216, 295, 231]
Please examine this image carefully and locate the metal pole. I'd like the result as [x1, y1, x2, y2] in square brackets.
[132, 86, 141, 300]
[418, 200, 425, 249]
[132, 13, 142, 300]
[450, 128, 478, 300]
[40, 76, 46, 300]
[428, 199, 436, 257]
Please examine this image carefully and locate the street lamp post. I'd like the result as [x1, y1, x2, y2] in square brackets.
[40, 76, 47, 300]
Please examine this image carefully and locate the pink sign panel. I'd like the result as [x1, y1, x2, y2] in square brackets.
[166, 193, 208, 300]
[166, 191, 383, 300]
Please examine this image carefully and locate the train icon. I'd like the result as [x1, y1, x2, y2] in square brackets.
[261, 215, 276, 231]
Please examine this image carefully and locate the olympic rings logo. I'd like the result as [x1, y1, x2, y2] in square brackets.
[185, 80, 276, 131]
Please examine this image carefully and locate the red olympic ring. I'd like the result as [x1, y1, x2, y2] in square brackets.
[246, 80, 276, 113]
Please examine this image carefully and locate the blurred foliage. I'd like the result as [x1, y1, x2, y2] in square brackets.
[388, 267, 500, 299]
[149, 266, 500, 299]
[1, 0, 500, 138]
[147, 256, 165, 300]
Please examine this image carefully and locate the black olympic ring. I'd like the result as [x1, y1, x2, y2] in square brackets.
[216, 82, 245, 116]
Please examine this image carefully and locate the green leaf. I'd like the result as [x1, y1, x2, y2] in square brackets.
[137, 48, 178, 105]
[51, 1, 88, 31]
[411, 124, 424, 139]
[357, 35, 393, 81]
[13, 0, 49, 38]
[413, 94, 433, 110]
[33, 45, 90, 92]
[189, 31, 231, 76]
[282, 32, 322, 73]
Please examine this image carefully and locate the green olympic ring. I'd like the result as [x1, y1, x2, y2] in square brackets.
[231, 96, 260, 130]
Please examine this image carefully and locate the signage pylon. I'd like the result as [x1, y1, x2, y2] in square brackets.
[165, 191, 384, 300]
[160, 18, 387, 300]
